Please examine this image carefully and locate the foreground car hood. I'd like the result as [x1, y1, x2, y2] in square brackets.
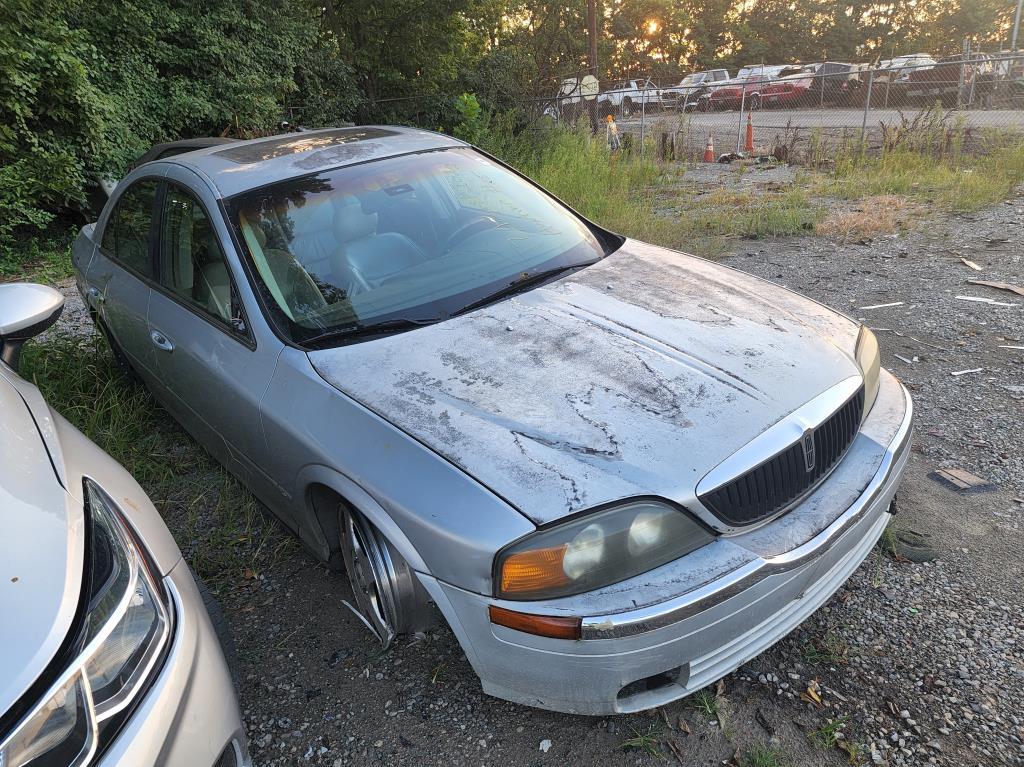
[0, 374, 83, 716]
[310, 240, 861, 525]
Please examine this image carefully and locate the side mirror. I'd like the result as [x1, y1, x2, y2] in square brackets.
[0, 283, 64, 371]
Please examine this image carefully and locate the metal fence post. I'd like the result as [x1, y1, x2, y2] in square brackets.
[736, 87, 747, 151]
[860, 68, 874, 149]
[640, 82, 646, 153]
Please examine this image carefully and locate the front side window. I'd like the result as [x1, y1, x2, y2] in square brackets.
[101, 180, 158, 278]
[226, 148, 611, 345]
[159, 184, 237, 326]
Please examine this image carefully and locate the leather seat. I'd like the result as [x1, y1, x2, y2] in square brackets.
[289, 201, 340, 282]
[333, 198, 426, 294]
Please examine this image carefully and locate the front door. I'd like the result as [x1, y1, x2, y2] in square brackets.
[146, 180, 281, 492]
[87, 179, 161, 384]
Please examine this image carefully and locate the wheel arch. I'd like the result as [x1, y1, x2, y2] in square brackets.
[299, 465, 430, 576]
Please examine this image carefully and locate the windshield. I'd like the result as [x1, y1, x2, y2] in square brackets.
[226, 147, 609, 344]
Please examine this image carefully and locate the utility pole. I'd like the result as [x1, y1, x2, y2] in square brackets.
[1013, 0, 1023, 51]
[587, 0, 599, 134]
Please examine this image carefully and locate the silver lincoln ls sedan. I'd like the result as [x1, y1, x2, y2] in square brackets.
[0, 284, 249, 765]
[72, 126, 912, 715]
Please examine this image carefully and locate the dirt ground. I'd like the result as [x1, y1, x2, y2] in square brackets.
[50, 167, 1024, 766]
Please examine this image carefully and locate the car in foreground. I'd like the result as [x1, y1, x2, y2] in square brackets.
[0, 284, 249, 765]
[72, 126, 913, 715]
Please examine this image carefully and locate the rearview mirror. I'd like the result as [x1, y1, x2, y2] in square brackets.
[0, 283, 64, 371]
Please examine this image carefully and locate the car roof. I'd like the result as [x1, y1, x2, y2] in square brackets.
[158, 126, 466, 199]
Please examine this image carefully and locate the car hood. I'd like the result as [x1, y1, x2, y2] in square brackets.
[309, 240, 861, 526]
[0, 374, 83, 717]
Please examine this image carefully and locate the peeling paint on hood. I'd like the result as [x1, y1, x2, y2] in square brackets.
[309, 240, 862, 525]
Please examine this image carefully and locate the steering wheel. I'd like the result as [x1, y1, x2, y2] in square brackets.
[443, 215, 499, 252]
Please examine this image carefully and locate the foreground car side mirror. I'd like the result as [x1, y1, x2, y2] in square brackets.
[0, 283, 64, 371]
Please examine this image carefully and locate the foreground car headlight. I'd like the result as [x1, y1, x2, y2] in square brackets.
[0, 479, 172, 767]
[855, 325, 881, 419]
[495, 501, 714, 600]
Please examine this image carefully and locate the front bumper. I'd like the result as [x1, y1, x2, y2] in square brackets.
[421, 369, 913, 715]
[97, 561, 250, 767]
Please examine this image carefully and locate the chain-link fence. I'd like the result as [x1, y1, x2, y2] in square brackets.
[539, 51, 1024, 162]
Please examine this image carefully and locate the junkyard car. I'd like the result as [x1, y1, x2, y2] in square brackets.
[599, 78, 661, 115]
[661, 69, 731, 110]
[0, 283, 249, 765]
[762, 62, 863, 107]
[707, 65, 795, 110]
[72, 126, 913, 715]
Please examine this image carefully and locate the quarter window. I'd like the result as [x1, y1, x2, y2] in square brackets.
[159, 184, 237, 326]
[101, 180, 158, 278]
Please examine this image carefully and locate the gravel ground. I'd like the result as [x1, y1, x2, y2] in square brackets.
[46, 173, 1023, 766]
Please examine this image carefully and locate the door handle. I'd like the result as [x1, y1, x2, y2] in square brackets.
[150, 329, 175, 352]
[87, 286, 105, 304]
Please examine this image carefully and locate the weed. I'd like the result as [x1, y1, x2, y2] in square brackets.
[877, 522, 900, 558]
[687, 687, 718, 716]
[804, 631, 849, 666]
[430, 662, 446, 684]
[810, 716, 849, 749]
[618, 724, 664, 758]
[740, 744, 791, 767]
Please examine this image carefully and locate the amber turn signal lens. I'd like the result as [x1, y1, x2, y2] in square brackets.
[499, 544, 569, 596]
[488, 605, 581, 640]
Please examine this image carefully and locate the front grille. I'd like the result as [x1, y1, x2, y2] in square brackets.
[699, 387, 865, 527]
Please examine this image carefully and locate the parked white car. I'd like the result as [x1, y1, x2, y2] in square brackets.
[0, 283, 249, 767]
[599, 78, 662, 115]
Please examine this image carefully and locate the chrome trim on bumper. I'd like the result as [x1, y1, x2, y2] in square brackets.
[580, 384, 913, 640]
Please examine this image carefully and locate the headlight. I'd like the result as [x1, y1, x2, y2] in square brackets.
[495, 501, 714, 600]
[855, 325, 881, 419]
[0, 479, 172, 767]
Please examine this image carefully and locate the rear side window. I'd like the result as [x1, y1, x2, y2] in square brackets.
[101, 180, 158, 278]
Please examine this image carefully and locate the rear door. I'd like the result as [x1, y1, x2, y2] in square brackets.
[86, 178, 162, 384]
[146, 174, 282, 491]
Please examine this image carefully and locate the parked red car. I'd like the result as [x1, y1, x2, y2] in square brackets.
[706, 65, 798, 110]
[761, 65, 817, 107]
[762, 62, 863, 107]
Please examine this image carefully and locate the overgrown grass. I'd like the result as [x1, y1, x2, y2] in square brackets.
[19, 334, 293, 587]
[825, 142, 1024, 212]
[485, 123, 1024, 258]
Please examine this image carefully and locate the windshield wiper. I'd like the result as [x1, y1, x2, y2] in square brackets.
[453, 262, 593, 317]
[300, 316, 441, 348]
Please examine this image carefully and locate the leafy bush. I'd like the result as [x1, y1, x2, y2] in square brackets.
[0, 0, 104, 253]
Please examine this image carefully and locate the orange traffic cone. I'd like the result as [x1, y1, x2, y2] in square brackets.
[703, 134, 715, 162]
[744, 113, 754, 153]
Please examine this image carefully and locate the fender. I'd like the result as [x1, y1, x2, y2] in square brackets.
[294, 463, 430, 575]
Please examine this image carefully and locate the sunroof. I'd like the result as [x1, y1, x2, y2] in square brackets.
[214, 128, 398, 164]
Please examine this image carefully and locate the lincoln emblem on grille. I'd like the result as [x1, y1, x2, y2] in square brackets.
[801, 428, 816, 473]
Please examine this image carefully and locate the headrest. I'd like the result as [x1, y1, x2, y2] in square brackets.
[290, 199, 337, 234]
[251, 222, 267, 248]
[334, 198, 377, 242]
